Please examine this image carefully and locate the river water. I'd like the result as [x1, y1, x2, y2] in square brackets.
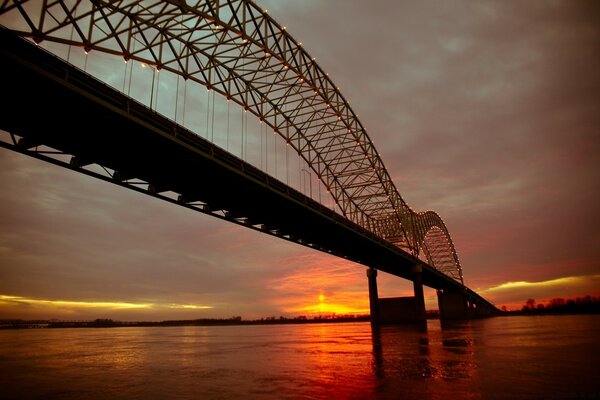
[0, 315, 598, 399]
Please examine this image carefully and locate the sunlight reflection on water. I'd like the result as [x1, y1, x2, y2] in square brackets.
[0, 315, 598, 399]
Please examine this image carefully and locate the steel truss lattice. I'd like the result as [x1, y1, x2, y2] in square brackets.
[0, 0, 464, 284]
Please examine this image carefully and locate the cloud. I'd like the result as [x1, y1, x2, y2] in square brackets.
[0, 148, 310, 318]
[0, 294, 153, 309]
[265, 252, 370, 315]
[168, 304, 212, 310]
[257, 0, 600, 300]
[479, 274, 600, 309]
[0, 293, 220, 320]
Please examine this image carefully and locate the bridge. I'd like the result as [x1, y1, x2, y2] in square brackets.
[0, 0, 497, 323]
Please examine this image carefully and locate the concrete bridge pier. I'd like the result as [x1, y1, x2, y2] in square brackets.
[437, 289, 469, 320]
[367, 267, 380, 326]
[437, 288, 496, 320]
[411, 264, 426, 322]
[367, 265, 427, 325]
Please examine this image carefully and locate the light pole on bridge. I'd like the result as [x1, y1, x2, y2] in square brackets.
[301, 168, 312, 199]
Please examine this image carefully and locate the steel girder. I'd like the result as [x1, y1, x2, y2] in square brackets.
[0, 0, 464, 284]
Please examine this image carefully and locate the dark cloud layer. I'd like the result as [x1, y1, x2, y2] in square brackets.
[1, 1, 599, 318]
[260, 0, 600, 286]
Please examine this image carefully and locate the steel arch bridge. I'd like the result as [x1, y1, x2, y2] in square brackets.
[0, 0, 463, 284]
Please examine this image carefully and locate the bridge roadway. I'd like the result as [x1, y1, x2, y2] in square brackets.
[0, 29, 496, 312]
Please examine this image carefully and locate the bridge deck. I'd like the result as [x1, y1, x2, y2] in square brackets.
[0, 29, 495, 309]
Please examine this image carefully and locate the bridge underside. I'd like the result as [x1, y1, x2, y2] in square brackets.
[0, 30, 497, 314]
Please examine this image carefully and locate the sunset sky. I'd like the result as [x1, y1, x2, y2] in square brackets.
[1, 0, 599, 320]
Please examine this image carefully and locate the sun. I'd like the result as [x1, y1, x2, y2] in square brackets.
[287, 291, 369, 316]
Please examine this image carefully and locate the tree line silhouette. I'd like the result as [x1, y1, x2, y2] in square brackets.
[501, 295, 600, 315]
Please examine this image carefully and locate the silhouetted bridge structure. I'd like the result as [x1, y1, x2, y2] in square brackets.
[0, 1, 497, 323]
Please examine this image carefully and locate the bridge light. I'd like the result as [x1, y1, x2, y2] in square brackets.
[141, 63, 147, 68]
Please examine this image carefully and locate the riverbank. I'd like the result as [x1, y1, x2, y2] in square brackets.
[0, 315, 371, 329]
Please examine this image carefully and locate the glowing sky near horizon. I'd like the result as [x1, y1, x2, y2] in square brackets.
[1, 0, 599, 320]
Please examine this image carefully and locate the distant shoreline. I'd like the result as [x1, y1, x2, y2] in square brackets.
[1, 315, 371, 329]
[2, 308, 599, 329]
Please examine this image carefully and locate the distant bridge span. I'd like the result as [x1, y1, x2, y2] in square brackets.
[0, 0, 497, 319]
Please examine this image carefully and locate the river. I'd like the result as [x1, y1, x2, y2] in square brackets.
[0, 314, 598, 399]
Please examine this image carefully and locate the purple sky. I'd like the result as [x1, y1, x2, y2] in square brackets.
[1, 0, 599, 320]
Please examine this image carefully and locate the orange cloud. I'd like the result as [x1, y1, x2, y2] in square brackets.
[479, 274, 600, 310]
[268, 253, 370, 315]
[0, 294, 214, 320]
[0, 294, 153, 310]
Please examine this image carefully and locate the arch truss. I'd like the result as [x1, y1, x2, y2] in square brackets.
[0, 0, 464, 284]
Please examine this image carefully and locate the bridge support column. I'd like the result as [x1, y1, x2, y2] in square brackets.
[412, 264, 426, 323]
[437, 289, 469, 320]
[367, 267, 380, 327]
[374, 264, 427, 325]
[437, 289, 498, 320]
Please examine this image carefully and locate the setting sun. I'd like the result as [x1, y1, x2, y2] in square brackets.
[288, 291, 369, 316]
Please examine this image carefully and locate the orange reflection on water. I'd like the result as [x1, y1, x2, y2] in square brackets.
[2, 317, 596, 399]
[275, 322, 378, 399]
